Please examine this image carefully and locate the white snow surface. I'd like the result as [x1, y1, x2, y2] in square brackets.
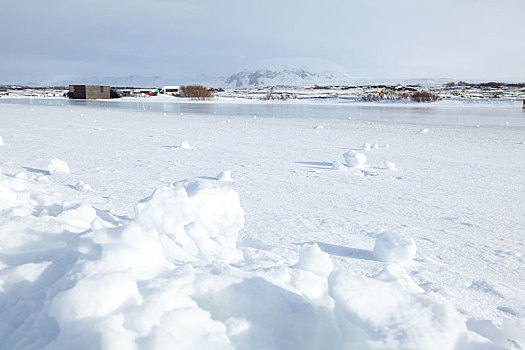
[0, 101, 524, 349]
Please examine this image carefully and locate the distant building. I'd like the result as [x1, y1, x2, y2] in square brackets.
[160, 86, 181, 96]
[0, 89, 9, 96]
[69, 85, 110, 99]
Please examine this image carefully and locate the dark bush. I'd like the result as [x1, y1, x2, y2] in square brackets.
[362, 94, 381, 101]
[180, 85, 213, 100]
[410, 91, 439, 102]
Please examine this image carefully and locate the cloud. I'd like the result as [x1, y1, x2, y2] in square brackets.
[1, 0, 524, 83]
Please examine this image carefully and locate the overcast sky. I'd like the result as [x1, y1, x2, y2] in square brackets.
[2, 0, 525, 84]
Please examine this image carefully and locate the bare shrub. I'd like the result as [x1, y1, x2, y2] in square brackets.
[260, 87, 297, 100]
[411, 91, 439, 102]
[180, 85, 213, 100]
[362, 94, 381, 101]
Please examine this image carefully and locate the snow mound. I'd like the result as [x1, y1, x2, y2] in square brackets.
[420, 128, 429, 133]
[384, 161, 396, 170]
[294, 243, 334, 278]
[0, 136, 3, 146]
[135, 179, 244, 263]
[332, 160, 346, 170]
[75, 181, 93, 192]
[362, 142, 371, 151]
[373, 230, 417, 263]
[180, 141, 192, 149]
[343, 150, 367, 168]
[217, 170, 232, 181]
[48, 158, 70, 174]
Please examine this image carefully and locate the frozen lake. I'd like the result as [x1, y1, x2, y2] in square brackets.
[2, 97, 525, 127]
[0, 100, 524, 349]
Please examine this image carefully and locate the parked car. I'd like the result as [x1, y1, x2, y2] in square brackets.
[159, 86, 181, 96]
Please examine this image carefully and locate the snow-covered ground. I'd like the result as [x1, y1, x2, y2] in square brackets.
[0, 100, 524, 349]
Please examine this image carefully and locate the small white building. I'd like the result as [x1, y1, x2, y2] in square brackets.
[160, 86, 181, 96]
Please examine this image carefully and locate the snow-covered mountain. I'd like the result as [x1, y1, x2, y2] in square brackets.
[219, 67, 353, 88]
[217, 58, 354, 87]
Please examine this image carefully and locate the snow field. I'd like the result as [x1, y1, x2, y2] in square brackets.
[0, 102, 524, 349]
[0, 169, 490, 350]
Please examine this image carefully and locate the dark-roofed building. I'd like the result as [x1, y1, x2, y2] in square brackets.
[69, 85, 110, 99]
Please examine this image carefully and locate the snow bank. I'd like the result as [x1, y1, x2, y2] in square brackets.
[373, 230, 417, 263]
[0, 172, 245, 349]
[48, 158, 70, 174]
[343, 150, 367, 168]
